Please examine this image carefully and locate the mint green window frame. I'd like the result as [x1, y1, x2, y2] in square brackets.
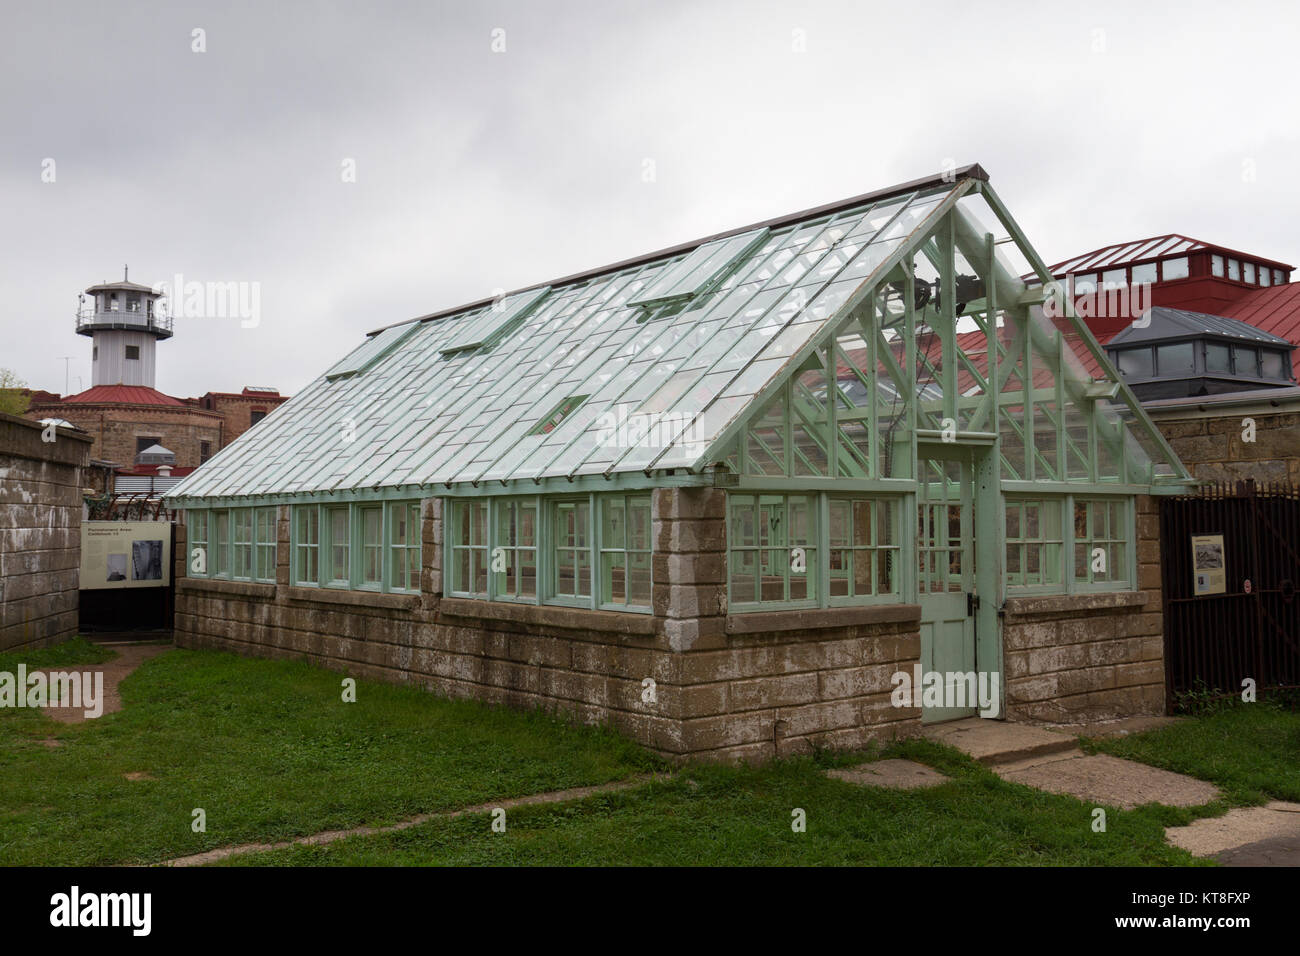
[358, 504, 383, 589]
[187, 510, 209, 577]
[1004, 497, 1065, 593]
[324, 506, 350, 587]
[212, 510, 229, 578]
[826, 496, 900, 604]
[727, 493, 818, 610]
[492, 498, 539, 602]
[598, 495, 652, 610]
[387, 501, 421, 593]
[232, 508, 253, 581]
[449, 499, 489, 597]
[289, 499, 423, 592]
[292, 504, 320, 586]
[550, 498, 593, 604]
[254, 507, 277, 583]
[1072, 497, 1131, 590]
[442, 493, 651, 614]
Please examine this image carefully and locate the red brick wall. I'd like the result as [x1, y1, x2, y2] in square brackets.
[25, 402, 222, 468]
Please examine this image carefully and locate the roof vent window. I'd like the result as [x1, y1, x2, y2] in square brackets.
[629, 227, 769, 308]
[439, 286, 551, 356]
[326, 321, 421, 381]
[528, 393, 589, 436]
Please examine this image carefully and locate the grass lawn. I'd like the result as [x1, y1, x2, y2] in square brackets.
[0, 643, 656, 865]
[216, 736, 1211, 866]
[3, 639, 1293, 867]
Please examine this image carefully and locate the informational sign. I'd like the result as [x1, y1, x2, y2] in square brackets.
[80, 521, 171, 591]
[1191, 533, 1226, 596]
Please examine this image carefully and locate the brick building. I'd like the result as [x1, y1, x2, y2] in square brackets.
[1040, 234, 1300, 484]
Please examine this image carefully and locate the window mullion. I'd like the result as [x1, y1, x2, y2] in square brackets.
[817, 492, 829, 608]
[587, 493, 597, 609]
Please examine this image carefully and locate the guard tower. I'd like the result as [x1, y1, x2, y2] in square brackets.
[76, 268, 173, 387]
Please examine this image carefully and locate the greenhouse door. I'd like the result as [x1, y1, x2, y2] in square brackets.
[917, 448, 982, 723]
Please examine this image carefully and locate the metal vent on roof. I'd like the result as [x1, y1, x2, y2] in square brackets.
[439, 287, 551, 356]
[326, 321, 421, 381]
[628, 227, 770, 308]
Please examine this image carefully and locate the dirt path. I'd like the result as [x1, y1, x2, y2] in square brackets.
[36, 643, 171, 724]
[160, 773, 668, 867]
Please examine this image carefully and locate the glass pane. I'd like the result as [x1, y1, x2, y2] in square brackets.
[1156, 342, 1194, 375]
[603, 498, 626, 550]
[1261, 350, 1285, 379]
[1211, 255, 1224, 278]
[1130, 262, 1156, 285]
[1233, 346, 1259, 376]
[1162, 257, 1189, 281]
[1205, 342, 1231, 373]
[1116, 349, 1153, 377]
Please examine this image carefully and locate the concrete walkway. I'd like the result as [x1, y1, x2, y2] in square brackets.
[924, 717, 1300, 866]
[923, 718, 1220, 809]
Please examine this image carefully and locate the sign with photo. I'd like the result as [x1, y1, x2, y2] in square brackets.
[1191, 533, 1226, 596]
[80, 521, 172, 590]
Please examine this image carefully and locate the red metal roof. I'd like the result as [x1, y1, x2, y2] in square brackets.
[1218, 282, 1300, 380]
[59, 385, 186, 406]
[1048, 234, 1294, 276]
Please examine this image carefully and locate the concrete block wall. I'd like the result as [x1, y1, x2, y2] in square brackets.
[0, 413, 93, 651]
[1002, 494, 1165, 721]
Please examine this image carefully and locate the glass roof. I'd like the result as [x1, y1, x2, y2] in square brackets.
[167, 180, 963, 501]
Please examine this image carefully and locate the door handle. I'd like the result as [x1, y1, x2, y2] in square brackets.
[967, 592, 980, 616]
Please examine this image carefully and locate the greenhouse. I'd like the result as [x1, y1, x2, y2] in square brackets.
[167, 165, 1191, 761]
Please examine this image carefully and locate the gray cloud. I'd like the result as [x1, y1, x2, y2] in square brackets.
[3, 0, 1296, 396]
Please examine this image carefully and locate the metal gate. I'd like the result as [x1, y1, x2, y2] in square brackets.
[1159, 480, 1300, 701]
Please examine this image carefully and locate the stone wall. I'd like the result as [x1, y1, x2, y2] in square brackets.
[0, 413, 93, 651]
[175, 489, 922, 762]
[1002, 494, 1165, 721]
[1148, 402, 1300, 485]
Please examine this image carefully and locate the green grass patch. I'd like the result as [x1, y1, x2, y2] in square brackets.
[218, 737, 1208, 867]
[0, 636, 116, 672]
[0, 647, 658, 865]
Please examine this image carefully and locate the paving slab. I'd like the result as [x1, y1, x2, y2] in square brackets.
[1034, 716, 1184, 739]
[1166, 802, 1300, 859]
[922, 717, 1078, 765]
[826, 759, 950, 790]
[997, 752, 1221, 809]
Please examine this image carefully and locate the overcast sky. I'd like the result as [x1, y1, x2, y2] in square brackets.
[3, 0, 1296, 397]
